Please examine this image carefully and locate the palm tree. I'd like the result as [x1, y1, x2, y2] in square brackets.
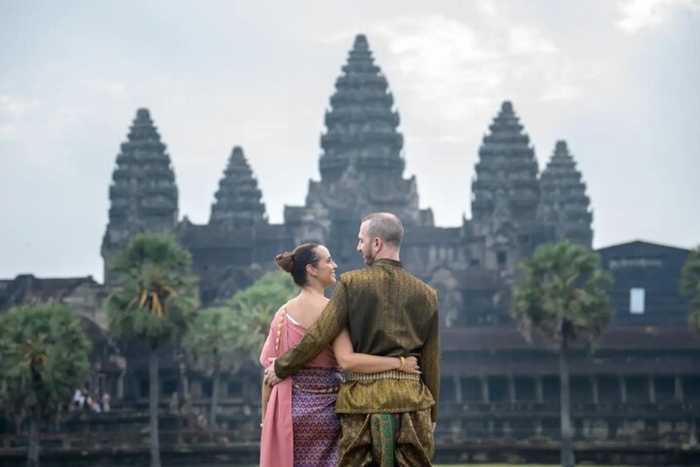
[104, 233, 197, 467]
[681, 245, 700, 332]
[511, 240, 613, 467]
[0, 304, 91, 467]
[183, 270, 296, 429]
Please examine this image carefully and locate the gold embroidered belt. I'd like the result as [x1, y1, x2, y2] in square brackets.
[345, 370, 421, 382]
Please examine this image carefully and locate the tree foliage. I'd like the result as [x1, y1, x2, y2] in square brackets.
[226, 270, 298, 362]
[681, 245, 700, 332]
[185, 270, 297, 372]
[511, 240, 614, 348]
[205, 271, 299, 370]
[105, 233, 197, 345]
[0, 304, 91, 426]
[184, 307, 236, 372]
[182, 270, 296, 428]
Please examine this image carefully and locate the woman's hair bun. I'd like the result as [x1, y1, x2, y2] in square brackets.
[275, 252, 294, 273]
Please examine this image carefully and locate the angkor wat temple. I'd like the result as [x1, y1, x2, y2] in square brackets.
[1, 34, 698, 449]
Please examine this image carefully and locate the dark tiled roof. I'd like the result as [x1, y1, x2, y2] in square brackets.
[0, 275, 98, 312]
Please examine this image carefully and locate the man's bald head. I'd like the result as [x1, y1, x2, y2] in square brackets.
[361, 212, 404, 248]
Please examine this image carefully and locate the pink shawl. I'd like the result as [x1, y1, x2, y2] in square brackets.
[258, 305, 337, 467]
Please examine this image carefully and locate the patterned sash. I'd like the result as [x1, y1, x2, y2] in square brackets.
[370, 413, 400, 467]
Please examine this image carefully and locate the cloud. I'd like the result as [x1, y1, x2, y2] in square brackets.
[79, 79, 129, 98]
[367, 9, 594, 124]
[0, 95, 41, 116]
[0, 125, 17, 139]
[616, 0, 700, 33]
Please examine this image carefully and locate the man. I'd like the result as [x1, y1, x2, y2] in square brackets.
[264, 212, 440, 466]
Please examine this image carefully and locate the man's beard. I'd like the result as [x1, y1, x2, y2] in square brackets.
[363, 250, 375, 265]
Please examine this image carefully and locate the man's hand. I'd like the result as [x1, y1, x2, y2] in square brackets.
[264, 359, 282, 387]
[431, 422, 436, 433]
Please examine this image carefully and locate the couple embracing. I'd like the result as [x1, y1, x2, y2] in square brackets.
[259, 212, 441, 467]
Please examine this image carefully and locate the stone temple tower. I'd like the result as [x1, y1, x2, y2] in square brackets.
[539, 140, 593, 248]
[101, 108, 179, 283]
[209, 146, 268, 228]
[285, 34, 433, 268]
[467, 101, 542, 275]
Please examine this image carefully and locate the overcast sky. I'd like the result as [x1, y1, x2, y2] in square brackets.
[1, 0, 698, 281]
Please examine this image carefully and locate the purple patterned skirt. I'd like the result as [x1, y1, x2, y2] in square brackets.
[291, 367, 344, 467]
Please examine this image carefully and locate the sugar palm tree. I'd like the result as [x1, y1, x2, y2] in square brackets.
[511, 240, 613, 467]
[105, 233, 197, 467]
[0, 304, 91, 467]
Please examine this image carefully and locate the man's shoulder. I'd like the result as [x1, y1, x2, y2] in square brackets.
[339, 268, 437, 298]
[411, 275, 438, 299]
[338, 269, 369, 284]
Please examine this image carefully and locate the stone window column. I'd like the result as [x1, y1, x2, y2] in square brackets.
[480, 376, 490, 403]
[116, 371, 125, 399]
[675, 375, 685, 402]
[590, 376, 599, 404]
[619, 376, 627, 404]
[535, 377, 544, 403]
[508, 375, 516, 403]
[454, 375, 463, 404]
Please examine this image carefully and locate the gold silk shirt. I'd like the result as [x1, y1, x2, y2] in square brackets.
[274, 258, 441, 423]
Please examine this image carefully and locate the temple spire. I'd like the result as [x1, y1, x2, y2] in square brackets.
[102, 107, 179, 282]
[471, 101, 540, 224]
[319, 33, 404, 183]
[209, 146, 267, 228]
[540, 140, 593, 248]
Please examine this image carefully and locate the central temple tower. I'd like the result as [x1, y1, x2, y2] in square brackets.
[285, 34, 433, 268]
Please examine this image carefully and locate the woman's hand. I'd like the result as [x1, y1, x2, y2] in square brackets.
[399, 356, 420, 374]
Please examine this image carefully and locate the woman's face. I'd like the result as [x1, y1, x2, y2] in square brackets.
[312, 245, 338, 288]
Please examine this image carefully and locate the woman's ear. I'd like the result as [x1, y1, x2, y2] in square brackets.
[305, 263, 317, 277]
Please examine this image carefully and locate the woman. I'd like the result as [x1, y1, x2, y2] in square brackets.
[259, 243, 419, 467]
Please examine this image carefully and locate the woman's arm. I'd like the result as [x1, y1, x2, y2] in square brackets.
[261, 376, 272, 426]
[332, 328, 419, 374]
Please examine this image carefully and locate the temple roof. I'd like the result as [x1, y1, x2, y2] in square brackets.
[540, 140, 593, 247]
[209, 146, 267, 228]
[0, 275, 99, 312]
